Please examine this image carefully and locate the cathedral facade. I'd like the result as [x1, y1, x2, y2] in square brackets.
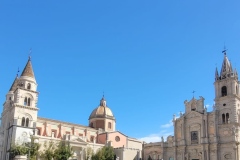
[0, 57, 142, 160]
[143, 51, 240, 160]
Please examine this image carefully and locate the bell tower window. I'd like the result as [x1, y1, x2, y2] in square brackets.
[221, 86, 227, 96]
[26, 118, 29, 127]
[27, 98, 31, 106]
[236, 85, 239, 95]
[222, 114, 226, 123]
[27, 83, 31, 90]
[226, 113, 229, 122]
[24, 97, 27, 106]
[21, 117, 25, 126]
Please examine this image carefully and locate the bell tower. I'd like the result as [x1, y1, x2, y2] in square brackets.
[0, 57, 39, 160]
[214, 50, 240, 124]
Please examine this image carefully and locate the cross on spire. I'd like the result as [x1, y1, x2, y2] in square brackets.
[222, 44, 227, 55]
[28, 48, 32, 59]
[192, 90, 196, 97]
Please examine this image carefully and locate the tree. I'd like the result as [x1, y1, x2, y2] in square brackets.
[39, 141, 56, 160]
[54, 141, 73, 160]
[28, 139, 41, 160]
[9, 144, 28, 159]
[92, 146, 115, 160]
[85, 147, 93, 160]
[9, 140, 40, 160]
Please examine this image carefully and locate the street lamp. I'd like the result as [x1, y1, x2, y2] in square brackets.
[26, 130, 39, 160]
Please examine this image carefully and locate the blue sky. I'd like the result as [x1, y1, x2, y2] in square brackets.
[0, 0, 240, 142]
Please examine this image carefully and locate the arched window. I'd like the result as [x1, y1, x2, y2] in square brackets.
[222, 114, 226, 123]
[226, 113, 229, 123]
[27, 83, 31, 90]
[26, 118, 29, 127]
[236, 85, 239, 95]
[108, 122, 111, 129]
[21, 117, 25, 126]
[221, 86, 227, 96]
[24, 97, 27, 106]
[27, 98, 31, 106]
[90, 122, 93, 128]
[9, 97, 11, 101]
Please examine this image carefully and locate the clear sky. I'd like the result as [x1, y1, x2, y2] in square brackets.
[0, 0, 240, 143]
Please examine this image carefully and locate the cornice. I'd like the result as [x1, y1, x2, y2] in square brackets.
[15, 104, 39, 111]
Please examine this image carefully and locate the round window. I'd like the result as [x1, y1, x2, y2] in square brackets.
[115, 136, 120, 142]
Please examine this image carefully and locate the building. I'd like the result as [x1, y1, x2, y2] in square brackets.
[0, 57, 143, 160]
[143, 51, 240, 160]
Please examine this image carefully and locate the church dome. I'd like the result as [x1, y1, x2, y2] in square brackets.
[89, 96, 115, 120]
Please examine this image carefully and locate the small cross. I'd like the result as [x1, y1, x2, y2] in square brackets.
[28, 48, 32, 59]
[222, 45, 227, 55]
[192, 90, 196, 97]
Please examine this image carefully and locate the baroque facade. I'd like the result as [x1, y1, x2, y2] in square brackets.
[143, 51, 240, 160]
[0, 57, 142, 160]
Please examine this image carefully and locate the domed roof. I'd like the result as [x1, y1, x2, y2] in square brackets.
[89, 97, 115, 120]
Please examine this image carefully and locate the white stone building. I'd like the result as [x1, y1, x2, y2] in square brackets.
[0, 57, 143, 160]
[143, 51, 240, 160]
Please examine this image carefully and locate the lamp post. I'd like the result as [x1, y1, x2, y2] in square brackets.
[26, 130, 39, 160]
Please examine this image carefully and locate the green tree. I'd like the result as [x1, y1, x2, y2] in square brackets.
[92, 146, 115, 160]
[28, 139, 41, 160]
[54, 141, 73, 160]
[9, 144, 28, 159]
[9, 140, 40, 160]
[85, 147, 93, 160]
[39, 141, 56, 160]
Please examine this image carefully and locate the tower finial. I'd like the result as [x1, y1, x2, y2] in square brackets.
[222, 44, 227, 55]
[192, 90, 196, 98]
[28, 48, 32, 60]
[16, 67, 20, 77]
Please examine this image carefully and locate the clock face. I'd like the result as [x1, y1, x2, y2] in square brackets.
[22, 131, 27, 137]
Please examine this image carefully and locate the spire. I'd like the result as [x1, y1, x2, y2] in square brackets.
[21, 57, 35, 79]
[220, 51, 233, 79]
[215, 67, 219, 80]
[9, 68, 20, 91]
[9, 76, 19, 91]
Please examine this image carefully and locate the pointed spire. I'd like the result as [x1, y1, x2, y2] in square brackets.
[21, 57, 35, 79]
[9, 76, 19, 91]
[9, 68, 20, 91]
[215, 67, 219, 80]
[234, 68, 238, 78]
[220, 51, 233, 79]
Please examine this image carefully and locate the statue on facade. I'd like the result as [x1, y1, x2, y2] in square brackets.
[185, 153, 189, 160]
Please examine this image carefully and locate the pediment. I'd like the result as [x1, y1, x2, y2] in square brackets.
[71, 137, 88, 144]
[185, 111, 202, 119]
